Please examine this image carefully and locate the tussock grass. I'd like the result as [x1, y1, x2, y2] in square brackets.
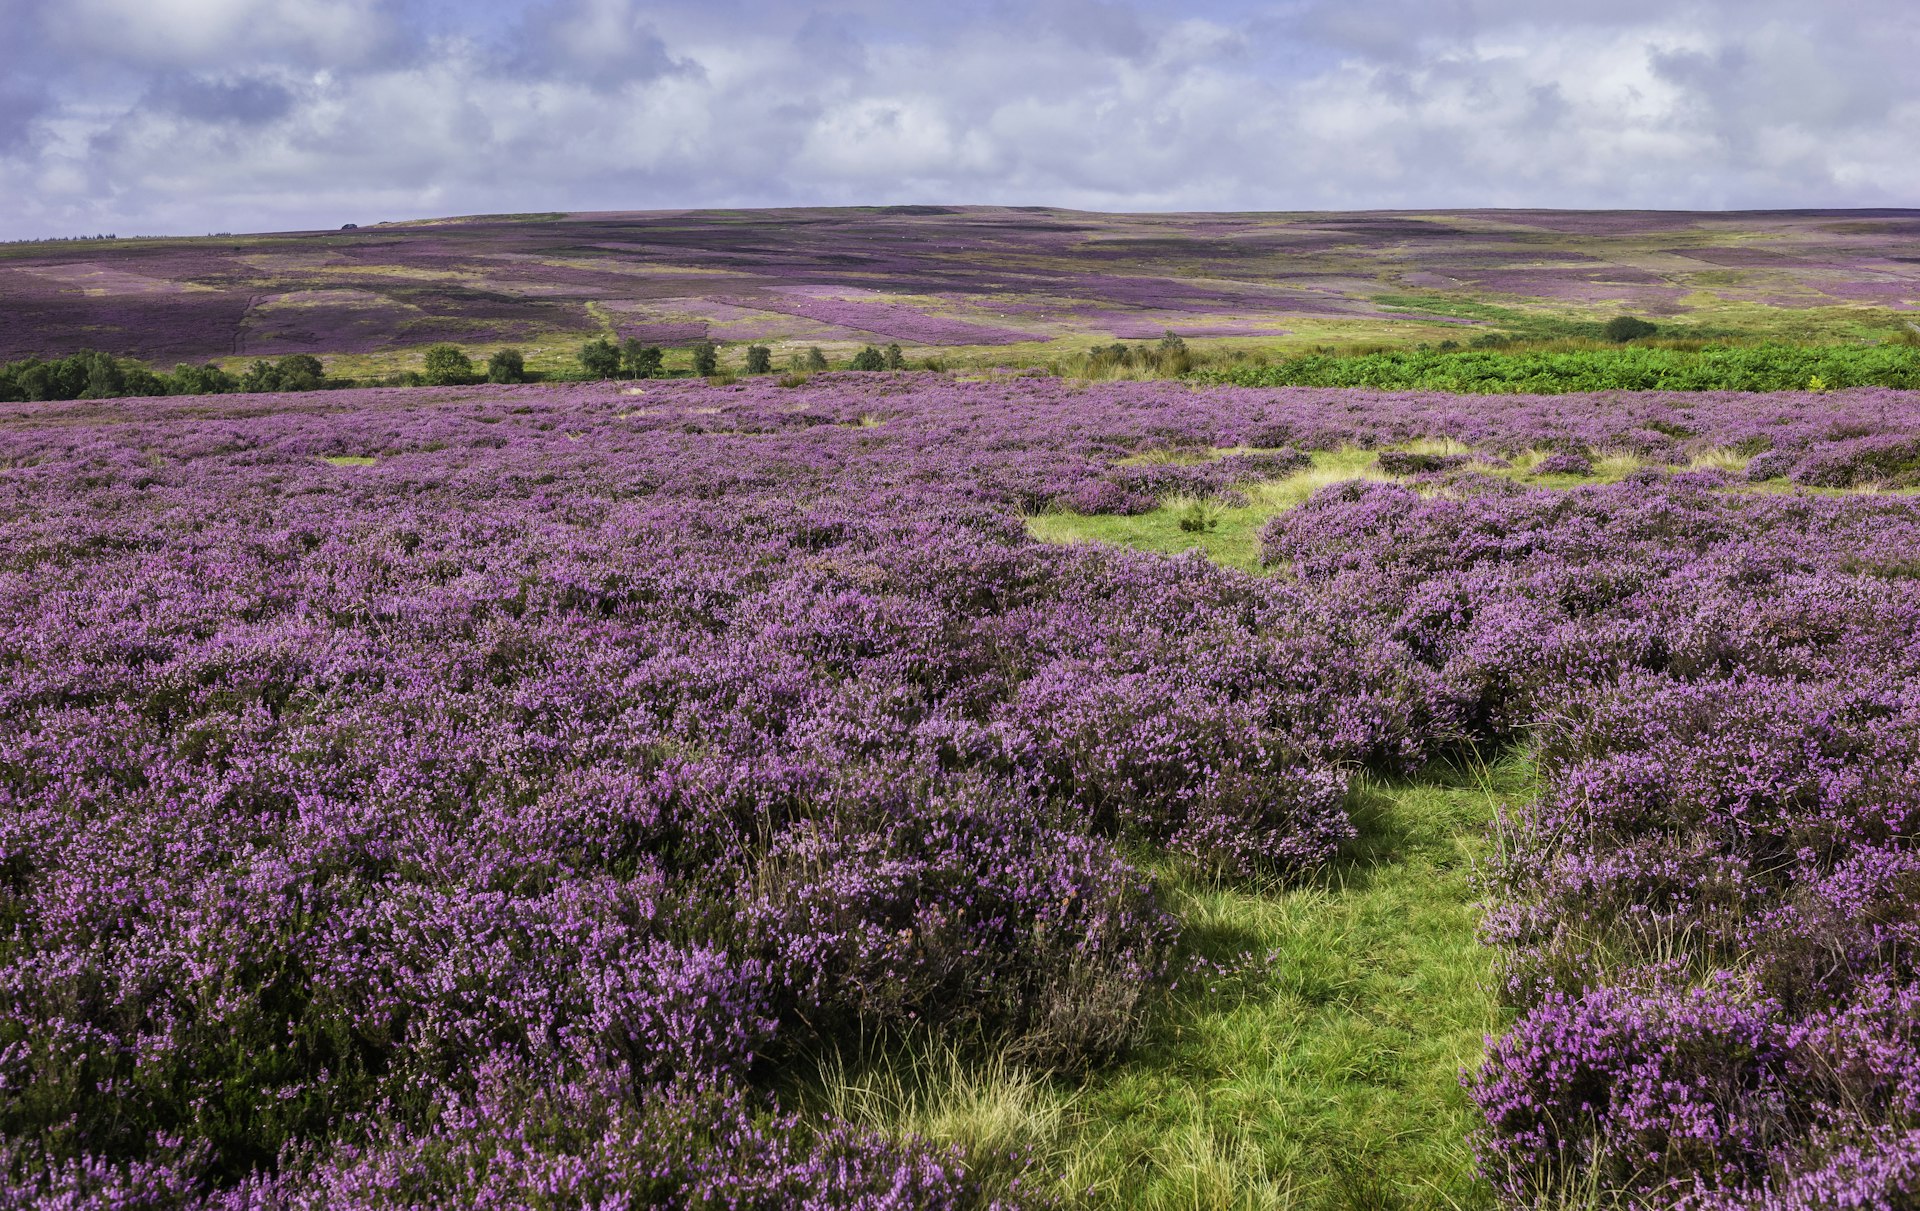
[809, 1036, 1071, 1201]
[1399, 436, 1478, 458]
[1589, 453, 1646, 479]
[1117, 447, 1216, 466]
[1686, 446, 1752, 474]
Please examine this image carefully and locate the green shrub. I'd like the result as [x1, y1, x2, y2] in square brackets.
[1603, 316, 1658, 343]
[744, 345, 773, 374]
[850, 346, 886, 371]
[485, 349, 526, 384]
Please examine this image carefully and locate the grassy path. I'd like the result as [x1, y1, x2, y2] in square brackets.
[1042, 762, 1531, 1210]
[814, 760, 1535, 1210]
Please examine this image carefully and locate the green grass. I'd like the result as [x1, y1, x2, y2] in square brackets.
[320, 455, 377, 466]
[807, 760, 1537, 1210]
[1047, 762, 1530, 1211]
[1027, 449, 1389, 571]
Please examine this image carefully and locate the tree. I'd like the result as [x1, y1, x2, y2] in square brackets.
[622, 342, 663, 379]
[579, 337, 621, 378]
[167, 363, 239, 396]
[744, 345, 773, 374]
[804, 347, 829, 372]
[236, 354, 331, 393]
[883, 343, 904, 370]
[691, 341, 719, 377]
[242, 359, 279, 392]
[850, 345, 885, 371]
[1603, 315, 1658, 343]
[422, 344, 475, 386]
[277, 354, 326, 390]
[486, 349, 526, 384]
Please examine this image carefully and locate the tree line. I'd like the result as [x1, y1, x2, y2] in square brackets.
[572, 337, 908, 380]
[0, 351, 338, 403]
[0, 337, 922, 403]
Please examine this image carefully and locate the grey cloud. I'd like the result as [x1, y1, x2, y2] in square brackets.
[1031, 0, 1152, 61]
[792, 12, 871, 75]
[145, 75, 298, 126]
[0, 86, 49, 154]
[503, 0, 703, 90]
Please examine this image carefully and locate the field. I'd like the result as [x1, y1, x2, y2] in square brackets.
[4, 371, 1919, 1208]
[4, 207, 1920, 376]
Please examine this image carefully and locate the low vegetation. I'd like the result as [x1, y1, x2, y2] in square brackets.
[1195, 339, 1920, 393]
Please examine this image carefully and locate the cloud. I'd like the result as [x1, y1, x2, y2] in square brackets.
[1, 0, 1916, 238]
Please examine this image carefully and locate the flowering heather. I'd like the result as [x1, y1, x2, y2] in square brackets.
[3, 374, 1920, 1206]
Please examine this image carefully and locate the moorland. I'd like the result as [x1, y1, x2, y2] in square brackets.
[3, 208, 1919, 1210]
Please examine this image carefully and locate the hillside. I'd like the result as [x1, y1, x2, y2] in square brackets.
[4, 206, 1917, 371]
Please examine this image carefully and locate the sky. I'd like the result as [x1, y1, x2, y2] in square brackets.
[1, 0, 1916, 239]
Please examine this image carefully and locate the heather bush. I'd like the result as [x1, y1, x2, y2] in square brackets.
[1472, 976, 1791, 1203]
[1211, 447, 1310, 480]
[1745, 448, 1796, 480]
[742, 779, 1173, 1061]
[1376, 449, 1472, 475]
[1790, 434, 1920, 487]
[1531, 449, 1593, 476]
[1005, 657, 1356, 880]
[1686, 1128, 1920, 1211]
